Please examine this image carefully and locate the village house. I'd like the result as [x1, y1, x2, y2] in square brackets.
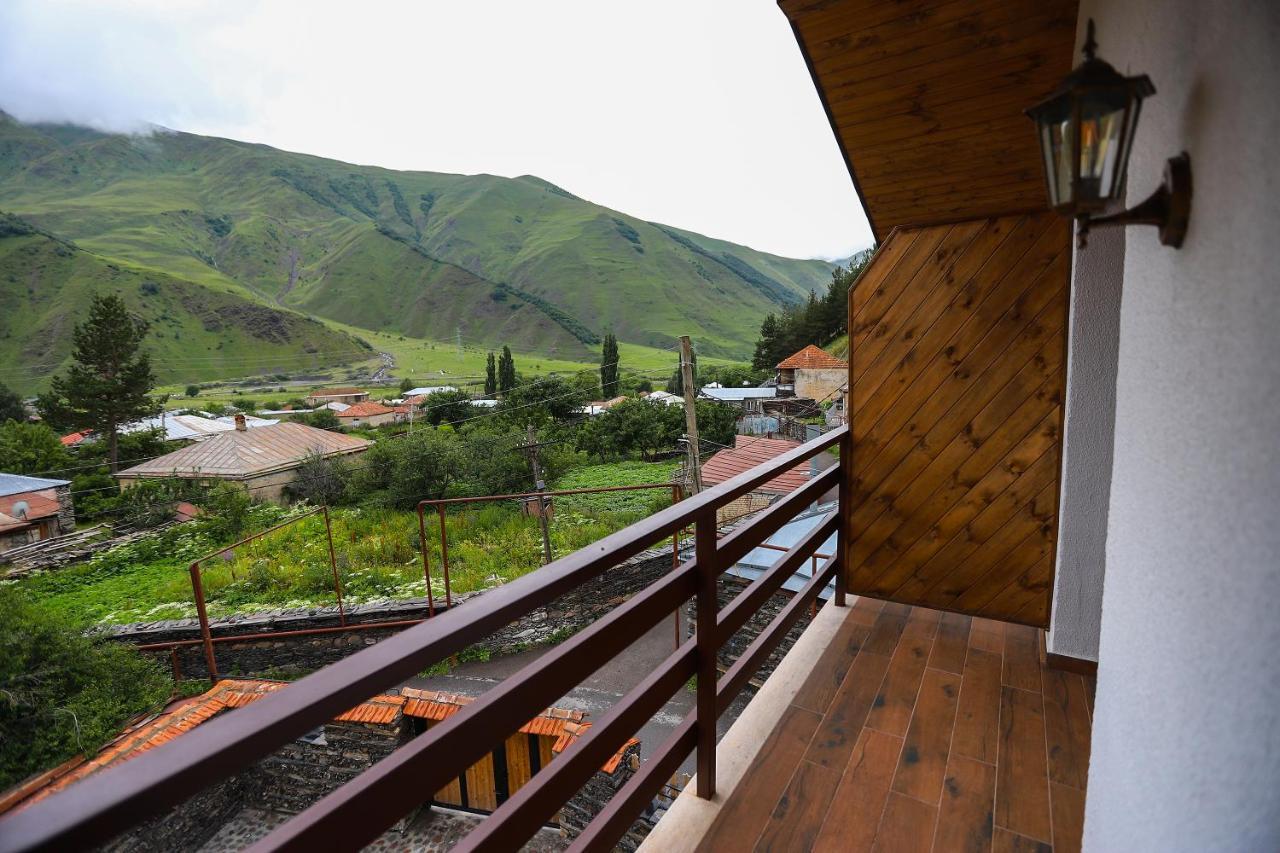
[333, 401, 395, 428]
[0, 679, 639, 850]
[0, 474, 74, 553]
[698, 435, 834, 523]
[774, 344, 847, 401]
[303, 387, 368, 407]
[115, 417, 370, 502]
[579, 395, 627, 417]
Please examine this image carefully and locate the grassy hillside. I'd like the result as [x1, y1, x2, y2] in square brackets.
[0, 213, 366, 391]
[0, 113, 834, 392]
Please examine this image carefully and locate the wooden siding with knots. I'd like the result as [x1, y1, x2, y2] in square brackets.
[843, 213, 1070, 627]
[779, 0, 1079, 238]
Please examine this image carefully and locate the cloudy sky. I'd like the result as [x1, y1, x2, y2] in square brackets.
[0, 0, 871, 260]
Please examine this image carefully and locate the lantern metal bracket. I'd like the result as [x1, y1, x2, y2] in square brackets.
[1077, 152, 1192, 249]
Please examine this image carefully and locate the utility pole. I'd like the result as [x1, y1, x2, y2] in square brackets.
[523, 424, 554, 565]
[680, 335, 703, 495]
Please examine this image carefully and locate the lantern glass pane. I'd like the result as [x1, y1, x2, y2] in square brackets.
[1077, 91, 1130, 202]
[1041, 117, 1074, 206]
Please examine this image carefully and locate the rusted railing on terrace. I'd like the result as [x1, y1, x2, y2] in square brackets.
[0, 426, 849, 853]
[416, 482, 684, 613]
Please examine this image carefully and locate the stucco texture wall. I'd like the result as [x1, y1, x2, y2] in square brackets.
[1082, 1, 1280, 850]
[1048, 224, 1123, 662]
[794, 368, 846, 403]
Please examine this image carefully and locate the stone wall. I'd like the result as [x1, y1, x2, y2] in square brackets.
[54, 485, 76, 535]
[102, 775, 244, 853]
[687, 574, 815, 689]
[109, 546, 679, 680]
[560, 741, 648, 850]
[248, 718, 407, 814]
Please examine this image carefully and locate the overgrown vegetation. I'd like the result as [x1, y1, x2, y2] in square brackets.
[0, 587, 171, 788]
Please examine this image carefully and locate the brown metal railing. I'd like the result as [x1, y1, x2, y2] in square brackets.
[0, 426, 848, 853]
[187, 506, 343, 682]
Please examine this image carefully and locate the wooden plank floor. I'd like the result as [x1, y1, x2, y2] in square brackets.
[698, 597, 1094, 853]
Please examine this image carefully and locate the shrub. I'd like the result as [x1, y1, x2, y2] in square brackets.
[0, 587, 171, 788]
[288, 451, 350, 506]
[185, 385, 200, 398]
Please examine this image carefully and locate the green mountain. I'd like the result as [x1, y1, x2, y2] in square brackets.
[0, 113, 835, 391]
[0, 212, 368, 391]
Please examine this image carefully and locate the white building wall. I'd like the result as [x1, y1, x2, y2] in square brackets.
[1081, 1, 1280, 849]
[1048, 225, 1123, 662]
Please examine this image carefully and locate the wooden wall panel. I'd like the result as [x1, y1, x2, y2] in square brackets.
[843, 213, 1069, 627]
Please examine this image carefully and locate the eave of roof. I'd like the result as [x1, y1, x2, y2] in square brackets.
[778, 0, 1079, 239]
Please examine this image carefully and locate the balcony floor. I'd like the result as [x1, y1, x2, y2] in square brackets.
[697, 598, 1094, 852]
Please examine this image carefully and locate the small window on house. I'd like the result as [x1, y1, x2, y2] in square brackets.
[297, 726, 327, 746]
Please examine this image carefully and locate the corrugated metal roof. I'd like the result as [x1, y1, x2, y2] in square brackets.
[728, 502, 839, 599]
[701, 436, 810, 495]
[700, 387, 778, 402]
[117, 423, 370, 479]
[0, 474, 69, 497]
[776, 345, 847, 370]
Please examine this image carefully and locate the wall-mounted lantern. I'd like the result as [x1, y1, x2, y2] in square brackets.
[1026, 19, 1191, 248]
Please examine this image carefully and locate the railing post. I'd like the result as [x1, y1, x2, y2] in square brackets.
[416, 503, 436, 617]
[189, 563, 219, 683]
[323, 506, 347, 626]
[835, 428, 851, 607]
[695, 506, 718, 799]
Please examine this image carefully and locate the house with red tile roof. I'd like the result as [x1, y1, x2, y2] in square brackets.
[775, 344, 848, 401]
[700, 435, 833, 523]
[333, 400, 395, 428]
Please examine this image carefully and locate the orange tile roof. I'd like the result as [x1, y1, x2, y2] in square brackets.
[776, 344, 847, 370]
[701, 435, 811, 495]
[400, 689, 637, 771]
[335, 401, 395, 419]
[0, 679, 405, 816]
[60, 429, 93, 447]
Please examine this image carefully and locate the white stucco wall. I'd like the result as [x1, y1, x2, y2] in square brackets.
[1082, 1, 1280, 849]
[1048, 224, 1123, 662]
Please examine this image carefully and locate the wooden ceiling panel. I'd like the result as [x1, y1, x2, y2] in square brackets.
[781, 0, 1079, 238]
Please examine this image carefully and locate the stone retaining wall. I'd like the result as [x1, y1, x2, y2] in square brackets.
[108, 546, 680, 680]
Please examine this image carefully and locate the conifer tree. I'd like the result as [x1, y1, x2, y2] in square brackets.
[498, 346, 517, 393]
[752, 313, 781, 371]
[39, 293, 158, 472]
[484, 352, 497, 396]
[600, 332, 620, 398]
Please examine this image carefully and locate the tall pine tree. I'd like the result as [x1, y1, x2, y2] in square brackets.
[40, 293, 158, 472]
[752, 314, 780, 371]
[484, 352, 497, 396]
[600, 332, 620, 398]
[498, 346, 517, 393]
